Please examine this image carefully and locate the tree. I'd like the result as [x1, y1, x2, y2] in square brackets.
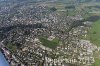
[65, 5, 75, 9]
[50, 7, 57, 12]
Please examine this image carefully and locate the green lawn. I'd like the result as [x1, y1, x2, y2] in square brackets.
[39, 37, 59, 49]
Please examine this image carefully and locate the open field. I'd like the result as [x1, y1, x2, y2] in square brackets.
[86, 20, 100, 47]
[92, 51, 100, 66]
[39, 37, 59, 49]
[92, 58, 100, 66]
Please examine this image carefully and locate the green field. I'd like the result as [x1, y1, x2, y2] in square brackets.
[81, 13, 100, 66]
[87, 20, 100, 47]
[46, 2, 77, 16]
[83, 20, 100, 66]
[6, 42, 17, 53]
[39, 37, 59, 49]
[92, 58, 100, 66]
[92, 51, 100, 66]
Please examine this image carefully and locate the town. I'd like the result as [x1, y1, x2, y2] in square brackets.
[0, 0, 100, 66]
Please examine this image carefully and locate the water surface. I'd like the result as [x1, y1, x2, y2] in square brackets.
[0, 51, 10, 66]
